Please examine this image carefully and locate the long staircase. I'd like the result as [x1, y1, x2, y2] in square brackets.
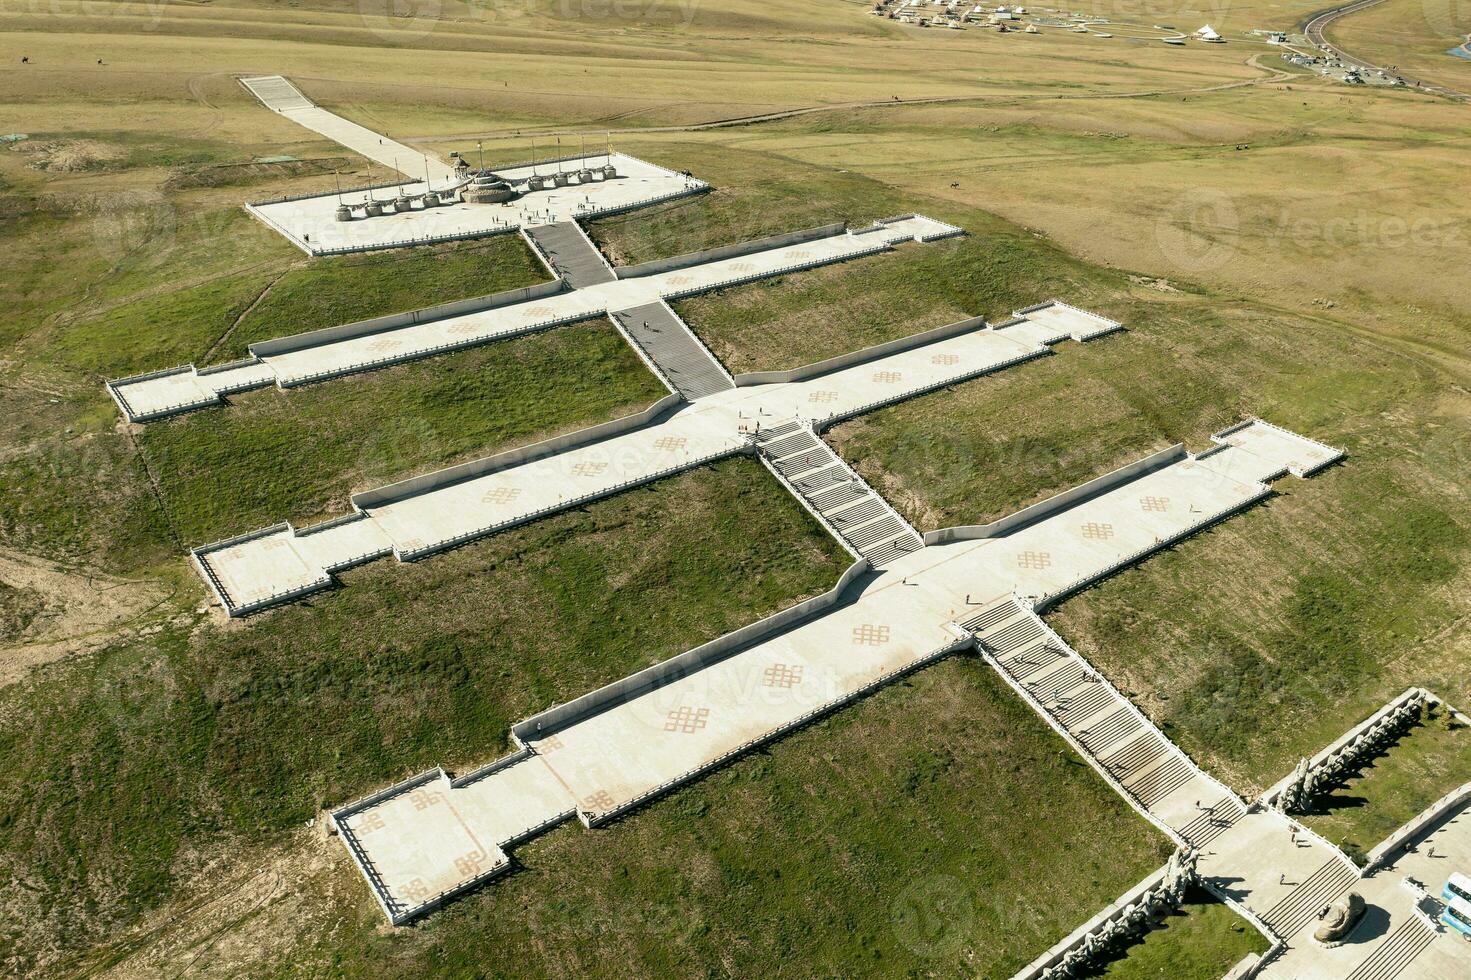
[755, 422, 924, 567]
[611, 303, 734, 400]
[522, 222, 617, 287]
[962, 596, 1249, 841]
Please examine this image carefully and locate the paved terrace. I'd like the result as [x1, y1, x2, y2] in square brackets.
[330, 419, 1345, 925]
[190, 301, 1118, 616]
[107, 215, 959, 422]
[248, 152, 706, 256]
[239, 75, 708, 255]
[1343, 799, 1471, 980]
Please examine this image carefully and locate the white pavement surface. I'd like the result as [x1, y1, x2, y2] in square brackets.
[192, 302, 1111, 615]
[249, 153, 706, 256]
[331, 420, 1346, 924]
[241, 74, 458, 185]
[1224, 769, 1471, 980]
[239, 75, 707, 254]
[999, 611, 1470, 980]
[108, 215, 960, 420]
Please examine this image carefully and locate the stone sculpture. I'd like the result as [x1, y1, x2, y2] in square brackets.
[1277, 693, 1427, 814]
[1313, 891, 1366, 946]
[1037, 847, 1200, 979]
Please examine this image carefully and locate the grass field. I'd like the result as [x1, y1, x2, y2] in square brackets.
[1, 135, 1182, 975]
[0, 456, 859, 973]
[1304, 703, 1471, 862]
[3, 0, 1471, 972]
[43, 227, 546, 377]
[58, 657, 1170, 978]
[138, 319, 664, 545]
[1089, 887, 1268, 979]
[630, 146, 1471, 796]
[0, 580, 46, 641]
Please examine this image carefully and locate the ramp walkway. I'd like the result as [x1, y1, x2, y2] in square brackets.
[523, 222, 616, 287]
[239, 75, 457, 184]
[239, 75, 313, 112]
[611, 302, 733, 400]
[966, 600, 1378, 979]
[756, 422, 922, 566]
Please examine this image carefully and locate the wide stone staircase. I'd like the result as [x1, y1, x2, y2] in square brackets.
[522, 222, 617, 287]
[755, 422, 923, 567]
[240, 75, 315, 112]
[962, 596, 1248, 838]
[1342, 916, 1437, 980]
[611, 303, 734, 400]
[1258, 856, 1362, 939]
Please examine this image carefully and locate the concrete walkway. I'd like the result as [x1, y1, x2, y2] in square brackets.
[250, 151, 706, 256]
[108, 214, 959, 421]
[330, 418, 1344, 925]
[990, 586, 1471, 979]
[239, 75, 709, 255]
[1335, 803, 1471, 980]
[240, 76, 459, 183]
[192, 303, 1115, 615]
[968, 591, 1367, 948]
[968, 596, 1249, 843]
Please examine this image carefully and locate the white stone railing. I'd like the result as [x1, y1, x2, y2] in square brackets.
[274, 308, 592, 388]
[980, 643, 1188, 848]
[659, 239, 894, 303]
[607, 313, 684, 399]
[733, 314, 988, 388]
[614, 222, 846, 280]
[1260, 686, 1436, 811]
[1035, 484, 1275, 613]
[655, 298, 736, 388]
[350, 392, 685, 509]
[246, 177, 408, 208]
[755, 444, 865, 564]
[924, 444, 1186, 546]
[579, 182, 709, 222]
[1366, 779, 1471, 870]
[819, 345, 1048, 430]
[1013, 863, 1172, 980]
[511, 556, 874, 744]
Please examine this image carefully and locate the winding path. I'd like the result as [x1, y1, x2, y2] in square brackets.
[1304, 0, 1471, 101]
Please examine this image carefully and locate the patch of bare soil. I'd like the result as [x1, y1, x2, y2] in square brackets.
[12, 139, 126, 173]
[0, 548, 170, 687]
[1127, 274, 1180, 293]
[69, 826, 362, 979]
